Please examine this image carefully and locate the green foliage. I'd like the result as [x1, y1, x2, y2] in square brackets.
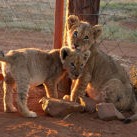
[100, 1, 137, 42]
[101, 22, 137, 42]
[100, 2, 137, 18]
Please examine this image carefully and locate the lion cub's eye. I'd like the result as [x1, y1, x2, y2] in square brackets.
[84, 36, 89, 40]
[80, 64, 84, 68]
[73, 31, 78, 37]
[70, 62, 75, 68]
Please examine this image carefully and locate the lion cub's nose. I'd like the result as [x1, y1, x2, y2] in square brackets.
[75, 73, 79, 78]
[74, 43, 79, 49]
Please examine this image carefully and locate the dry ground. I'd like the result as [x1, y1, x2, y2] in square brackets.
[0, 29, 137, 137]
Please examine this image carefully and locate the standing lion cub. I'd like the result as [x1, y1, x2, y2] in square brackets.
[0, 47, 90, 117]
[64, 15, 137, 123]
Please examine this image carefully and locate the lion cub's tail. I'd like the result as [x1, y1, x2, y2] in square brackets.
[0, 51, 8, 63]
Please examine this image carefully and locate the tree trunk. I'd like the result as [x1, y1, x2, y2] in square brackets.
[67, 0, 100, 25]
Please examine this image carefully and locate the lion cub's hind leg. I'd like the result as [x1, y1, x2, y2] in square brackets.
[101, 79, 131, 111]
[3, 77, 17, 113]
[16, 77, 37, 117]
[124, 95, 137, 123]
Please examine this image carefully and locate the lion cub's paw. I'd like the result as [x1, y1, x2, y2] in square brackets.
[63, 95, 70, 101]
[24, 111, 37, 118]
[5, 106, 17, 113]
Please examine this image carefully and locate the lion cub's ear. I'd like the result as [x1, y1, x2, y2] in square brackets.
[60, 47, 72, 63]
[67, 15, 80, 30]
[83, 50, 91, 61]
[91, 25, 102, 40]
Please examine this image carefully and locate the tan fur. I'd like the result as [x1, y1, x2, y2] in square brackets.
[65, 15, 137, 122]
[0, 47, 90, 117]
[65, 15, 102, 51]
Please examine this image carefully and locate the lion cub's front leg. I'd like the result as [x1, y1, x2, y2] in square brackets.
[43, 78, 58, 98]
[70, 74, 91, 102]
[16, 77, 37, 118]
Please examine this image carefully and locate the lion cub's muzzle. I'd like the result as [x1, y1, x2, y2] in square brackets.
[72, 44, 90, 52]
[70, 73, 81, 80]
[72, 43, 81, 50]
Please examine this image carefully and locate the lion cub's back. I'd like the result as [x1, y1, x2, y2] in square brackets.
[6, 48, 48, 68]
[4, 48, 51, 85]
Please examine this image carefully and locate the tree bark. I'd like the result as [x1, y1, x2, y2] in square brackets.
[67, 0, 100, 25]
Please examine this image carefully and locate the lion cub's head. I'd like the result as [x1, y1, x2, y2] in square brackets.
[60, 47, 90, 79]
[66, 15, 102, 51]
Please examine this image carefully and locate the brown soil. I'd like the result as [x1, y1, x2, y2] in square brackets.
[120, 21, 137, 30]
[0, 29, 137, 137]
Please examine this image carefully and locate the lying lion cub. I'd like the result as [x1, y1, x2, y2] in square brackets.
[65, 15, 137, 123]
[0, 47, 90, 117]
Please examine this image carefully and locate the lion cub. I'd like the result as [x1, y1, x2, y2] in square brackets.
[0, 47, 90, 117]
[65, 15, 102, 51]
[65, 15, 137, 123]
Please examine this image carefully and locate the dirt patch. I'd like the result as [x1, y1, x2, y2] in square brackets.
[120, 21, 137, 30]
[1, 87, 137, 137]
[0, 29, 137, 137]
[0, 29, 53, 52]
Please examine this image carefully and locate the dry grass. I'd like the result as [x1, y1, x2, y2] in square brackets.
[114, 0, 137, 2]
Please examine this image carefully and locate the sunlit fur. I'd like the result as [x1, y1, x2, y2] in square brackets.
[65, 15, 102, 51]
